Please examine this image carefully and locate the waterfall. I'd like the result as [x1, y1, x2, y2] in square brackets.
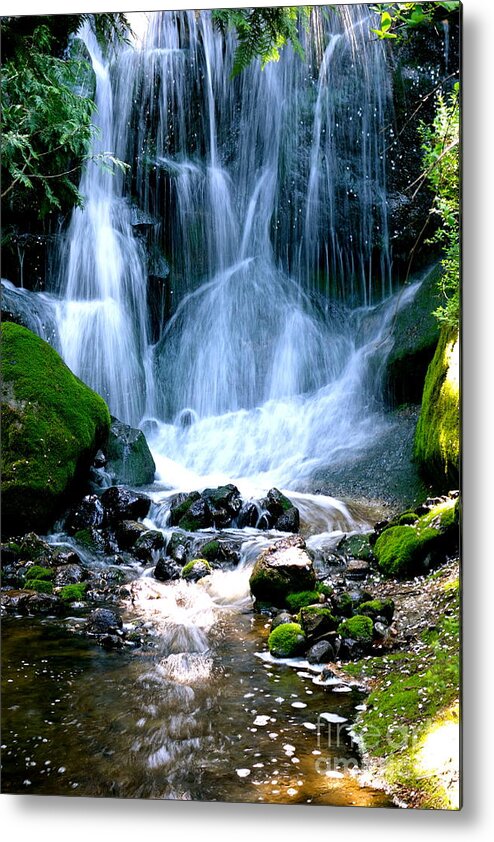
[46, 7, 404, 489]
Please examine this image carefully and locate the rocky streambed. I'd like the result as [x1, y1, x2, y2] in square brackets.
[1, 476, 459, 805]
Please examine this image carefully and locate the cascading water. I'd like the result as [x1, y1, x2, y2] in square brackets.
[48, 6, 399, 489]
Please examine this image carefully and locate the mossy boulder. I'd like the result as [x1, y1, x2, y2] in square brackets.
[385, 264, 443, 406]
[268, 622, 306, 658]
[337, 615, 374, 644]
[414, 325, 460, 490]
[298, 605, 338, 638]
[58, 583, 87, 602]
[181, 559, 211, 581]
[374, 498, 458, 577]
[358, 598, 395, 623]
[25, 565, 53, 582]
[1, 322, 110, 537]
[249, 535, 316, 608]
[104, 416, 156, 487]
[26, 579, 54, 595]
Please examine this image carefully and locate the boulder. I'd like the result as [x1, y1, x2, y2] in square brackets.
[65, 494, 105, 534]
[103, 416, 156, 487]
[169, 491, 201, 527]
[307, 640, 335, 664]
[54, 564, 85, 587]
[154, 558, 182, 582]
[337, 532, 375, 562]
[114, 520, 148, 550]
[249, 535, 316, 608]
[100, 486, 151, 523]
[337, 615, 374, 646]
[259, 488, 300, 532]
[133, 529, 166, 562]
[268, 622, 306, 658]
[87, 607, 123, 635]
[271, 611, 294, 630]
[1, 322, 110, 537]
[181, 559, 211, 582]
[298, 605, 338, 638]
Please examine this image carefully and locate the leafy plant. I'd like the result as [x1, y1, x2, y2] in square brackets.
[419, 84, 460, 327]
[212, 7, 312, 77]
[371, 2, 460, 40]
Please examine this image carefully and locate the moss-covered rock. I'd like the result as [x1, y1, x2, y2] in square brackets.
[1, 322, 110, 537]
[337, 532, 375, 562]
[298, 605, 338, 637]
[337, 615, 374, 644]
[414, 325, 460, 490]
[58, 582, 88, 602]
[249, 535, 315, 608]
[358, 598, 395, 623]
[25, 565, 53, 582]
[374, 498, 459, 577]
[104, 416, 156, 487]
[26, 579, 54, 594]
[268, 622, 306, 658]
[181, 559, 211, 581]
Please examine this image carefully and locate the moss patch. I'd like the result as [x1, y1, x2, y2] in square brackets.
[1, 322, 110, 536]
[358, 598, 394, 622]
[268, 622, 306, 658]
[337, 614, 373, 643]
[59, 583, 87, 602]
[286, 590, 321, 612]
[414, 325, 460, 490]
[25, 565, 53, 582]
[342, 578, 460, 809]
[181, 559, 211, 579]
[26, 579, 53, 594]
[374, 498, 458, 577]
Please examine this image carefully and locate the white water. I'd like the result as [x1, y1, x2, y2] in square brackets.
[44, 8, 410, 494]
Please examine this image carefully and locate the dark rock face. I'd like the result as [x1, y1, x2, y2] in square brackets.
[66, 495, 105, 534]
[169, 491, 201, 526]
[154, 558, 182, 582]
[237, 501, 261, 528]
[113, 520, 148, 550]
[54, 564, 85, 586]
[86, 607, 123, 635]
[100, 486, 151, 523]
[181, 560, 211, 582]
[133, 530, 166, 562]
[260, 488, 300, 533]
[169, 485, 243, 531]
[299, 606, 338, 639]
[271, 611, 294, 630]
[307, 640, 335, 665]
[103, 416, 156, 487]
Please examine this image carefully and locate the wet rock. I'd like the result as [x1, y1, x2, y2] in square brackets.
[345, 559, 370, 579]
[181, 559, 211, 582]
[100, 486, 151, 523]
[154, 557, 182, 582]
[166, 531, 191, 564]
[169, 491, 201, 527]
[25, 592, 63, 614]
[257, 488, 300, 532]
[100, 634, 124, 650]
[93, 449, 107, 468]
[274, 506, 300, 533]
[358, 598, 395, 623]
[249, 535, 316, 608]
[133, 529, 166, 562]
[1, 589, 33, 614]
[87, 607, 123, 635]
[271, 611, 293, 630]
[307, 640, 335, 664]
[114, 519, 148, 551]
[299, 605, 338, 638]
[103, 416, 156, 487]
[237, 501, 260, 528]
[373, 622, 389, 640]
[51, 547, 83, 567]
[180, 497, 212, 531]
[202, 484, 242, 526]
[199, 538, 240, 566]
[7, 532, 53, 562]
[65, 494, 105, 534]
[73, 527, 107, 554]
[54, 564, 85, 587]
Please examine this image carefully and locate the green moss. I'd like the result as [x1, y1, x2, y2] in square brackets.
[268, 622, 306, 658]
[394, 512, 419, 526]
[315, 582, 333, 597]
[59, 583, 87, 602]
[25, 565, 53, 581]
[358, 598, 394, 622]
[26, 579, 53, 594]
[181, 558, 211, 579]
[178, 515, 203, 532]
[337, 615, 373, 643]
[286, 590, 320, 612]
[1, 322, 111, 536]
[298, 605, 338, 635]
[414, 326, 460, 490]
[200, 540, 220, 561]
[169, 492, 200, 526]
[374, 498, 458, 578]
[341, 582, 460, 808]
